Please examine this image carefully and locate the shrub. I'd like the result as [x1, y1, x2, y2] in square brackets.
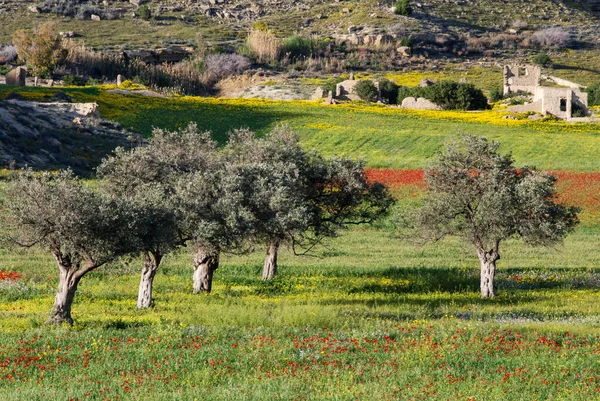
[395, 0, 412, 16]
[354, 80, 378, 103]
[397, 85, 416, 103]
[533, 52, 552, 67]
[13, 23, 67, 77]
[489, 87, 503, 102]
[247, 28, 281, 64]
[204, 53, 251, 79]
[63, 75, 85, 86]
[530, 27, 570, 49]
[282, 36, 322, 60]
[138, 4, 152, 21]
[378, 79, 399, 104]
[454, 83, 489, 110]
[586, 83, 600, 106]
[0, 45, 17, 63]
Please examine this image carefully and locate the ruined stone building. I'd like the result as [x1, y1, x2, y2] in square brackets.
[504, 64, 590, 120]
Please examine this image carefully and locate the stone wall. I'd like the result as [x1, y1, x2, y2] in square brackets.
[507, 100, 542, 114]
[503, 65, 541, 95]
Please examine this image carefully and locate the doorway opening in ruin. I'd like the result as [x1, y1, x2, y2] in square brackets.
[560, 98, 567, 112]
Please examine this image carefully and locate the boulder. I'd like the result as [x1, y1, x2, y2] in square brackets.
[397, 46, 411, 57]
[6, 67, 26, 87]
[91, 14, 101, 21]
[401, 97, 442, 110]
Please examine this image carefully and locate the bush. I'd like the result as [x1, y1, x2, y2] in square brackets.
[489, 87, 503, 102]
[247, 29, 281, 64]
[397, 85, 416, 104]
[394, 0, 413, 16]
[282, 36, 322, 60]
[533, 52, 552, 67]
[13, 23, 66, 77]
[138, 5, 152, 21]
[0, 45, 17, 63]
[354, 80, 378, 103]
[204, 53, 251, 79]
[378, 79, 399, 104]
[530, 27, 570, 49]
[586, 83, 600, 106]
[63, 75, 85, 86]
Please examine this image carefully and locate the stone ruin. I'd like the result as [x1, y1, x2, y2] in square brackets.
[5, 66, 26, 86]
[504, 64, 591, 120]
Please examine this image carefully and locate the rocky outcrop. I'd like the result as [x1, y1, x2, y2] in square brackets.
[401, 97, 442, 110]
[125, 46, 192, 64]
[0, 98, 138, 174]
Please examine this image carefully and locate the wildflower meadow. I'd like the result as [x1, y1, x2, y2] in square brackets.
[1, 86, 600, 400]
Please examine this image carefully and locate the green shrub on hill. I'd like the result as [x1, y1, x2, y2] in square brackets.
[282, 36, 323, 60]
[489, 87, 503, 102]
[395, 0, 413, 16]
[378, 79, 399, 104]
[586, 83, 600, 106]
[354, 80, 378, 103]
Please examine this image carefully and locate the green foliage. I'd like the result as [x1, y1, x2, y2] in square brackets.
[399, 37, 414, 48]
[282, 35, 322, 60]
[354, 80, 378, 103]
[533, 52, 552, 67]
[418, 135, 579, 295]
[395, 0, 413, 16]
[378, 78, 399, 104]
[489, 86, 503, 102]
[137, 4, 152, 21]
[12, 22, 66, 77]
[62, 75, 85, 86]
[586, 82, 600, 106]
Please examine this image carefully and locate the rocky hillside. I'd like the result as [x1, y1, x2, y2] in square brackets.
[0, 94, 138, 174]
[0, 0, 599, 49]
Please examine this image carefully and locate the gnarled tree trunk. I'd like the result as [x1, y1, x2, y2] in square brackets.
[137, 251, 162, 309]
[193, 246, 219, 293]
[47, 254, 83, 325]
[477, 248, 500, 298]
[262, 240, 279, 281]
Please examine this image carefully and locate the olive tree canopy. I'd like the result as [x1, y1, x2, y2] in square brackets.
[225, 126, 395, 280]
[97, 123, 222, 305]
[417, 135, 579, 298]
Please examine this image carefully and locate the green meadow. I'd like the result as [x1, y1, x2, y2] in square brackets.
[1, 86, 600, 400]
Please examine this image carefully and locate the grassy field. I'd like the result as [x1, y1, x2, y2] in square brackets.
[2, 85, 600, 399]
[2, 86, 600, 170]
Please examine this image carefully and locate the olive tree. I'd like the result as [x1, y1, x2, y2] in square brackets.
[174, 164, 252, 293]
[3, 170, 138, 324]
[417, 135, 579, 298]
[226, 126, 395, 280]
[97, 124, 219, 306]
